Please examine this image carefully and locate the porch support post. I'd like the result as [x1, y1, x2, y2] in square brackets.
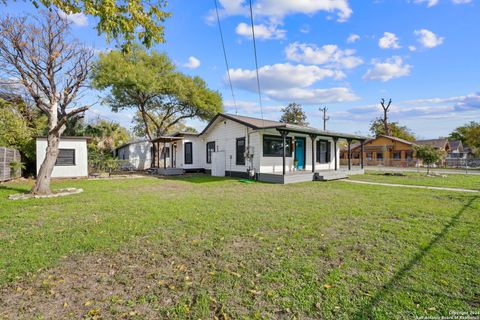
[163, 142, 167, 169]
[278, 129, 289, 176]
[309, 134, 317, 173]
[347, 139, 352, 171]
[333, 137, 339, 171]
[360, 140, 365, 169]
[171, 143, 174, 168]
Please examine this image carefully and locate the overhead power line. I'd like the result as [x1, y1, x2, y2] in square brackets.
[214, 0, 237, 115]
[248, 0, 264, 124]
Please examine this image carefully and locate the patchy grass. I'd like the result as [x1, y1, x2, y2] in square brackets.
[0, 176, 479, 319]
[349, 170, 480, 190]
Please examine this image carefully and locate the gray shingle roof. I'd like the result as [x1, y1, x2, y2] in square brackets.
[414, 139, 449, 149]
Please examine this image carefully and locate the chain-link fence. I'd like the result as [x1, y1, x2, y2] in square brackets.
[0, 147, 21, 182]
[340, 157, 480, 169]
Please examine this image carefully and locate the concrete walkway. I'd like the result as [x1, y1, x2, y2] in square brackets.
[362, 166, 480, 175]
[342, 179, 480, 193]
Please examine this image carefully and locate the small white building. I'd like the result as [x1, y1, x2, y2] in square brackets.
[36, 137, 89, 178]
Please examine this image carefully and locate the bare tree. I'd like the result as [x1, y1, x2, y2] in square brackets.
[0, 12, 94, 194]
[380, 98, 392, 135]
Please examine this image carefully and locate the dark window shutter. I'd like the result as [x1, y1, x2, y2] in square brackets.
[316, 140, 320, 162]
[326, 141, 331, 163]
[184, 142, 193, 164]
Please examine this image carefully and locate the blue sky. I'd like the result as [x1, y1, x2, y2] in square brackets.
[4, 0, 480, 138]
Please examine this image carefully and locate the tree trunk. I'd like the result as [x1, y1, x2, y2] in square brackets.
[31, 132, 61, 195]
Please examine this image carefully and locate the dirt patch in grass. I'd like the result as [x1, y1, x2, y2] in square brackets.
[0, 233, 307, 319]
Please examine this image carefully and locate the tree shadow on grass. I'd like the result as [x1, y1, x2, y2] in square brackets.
[0, 185, 30, 194]
[354, 195, 479, 319]
[155, 173, 242, 184]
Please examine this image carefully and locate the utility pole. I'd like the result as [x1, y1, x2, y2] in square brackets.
[319, 106, 329, 131]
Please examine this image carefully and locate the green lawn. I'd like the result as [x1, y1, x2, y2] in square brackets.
[0, 176, 478, 319]
[349, 171, 480, 190]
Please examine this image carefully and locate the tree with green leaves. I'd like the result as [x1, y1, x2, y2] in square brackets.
[369, 118, 416, 141]
[0, 88, 48, 176]
[414, 145, 442, 174]
[92, 46, 222, 165]
[0, 12, 94, 194]
[279, 103, 309, 126]
[1, 0, 170, 50]
[449, 121, 480, 155]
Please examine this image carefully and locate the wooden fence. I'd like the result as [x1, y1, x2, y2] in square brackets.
[0, 147, 21, 182]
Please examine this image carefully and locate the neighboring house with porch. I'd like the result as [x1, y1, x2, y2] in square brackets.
[117, 113, 367, 184]
[341, 135, 417, 167]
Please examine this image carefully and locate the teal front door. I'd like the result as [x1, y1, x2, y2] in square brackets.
[295, 138, 305, 170]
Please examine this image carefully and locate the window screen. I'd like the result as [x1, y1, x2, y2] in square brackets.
[263, 135, 292, 157]
[206, 141, 215, 164]
[236, 138, 246, 165]
[56, 149, 75, 166]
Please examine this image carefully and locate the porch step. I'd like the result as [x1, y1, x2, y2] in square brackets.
[157, 168, 185, 176]
[314, 172, 348, 181]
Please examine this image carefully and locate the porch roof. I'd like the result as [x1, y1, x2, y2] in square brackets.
[268, 124, 368, 141]
[151, 136, 184, 143]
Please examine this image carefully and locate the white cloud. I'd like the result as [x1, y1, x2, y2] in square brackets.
[183, 56, 201, 69]
[414, 0, 439, 7]
[59, 11, 88, 27]
[414, 0, 471, 6]
[285, 42, 363, 69]
[408, 45, 417, 52]
[337, 92, 480, 122]
[229, 63, 345, 92]
[414, 29, 444, 48]
[236, 22, 286, 40]
[347, 33, 360, 43]
[224, 100, 282, 114]
[265, 87, 359, 104]
[209, 0, 353, 23]
[378, 32, 401, 49]
[363, 56, 412, 82]
[300, 25, 310, 34]
[227, 63, 358, 104]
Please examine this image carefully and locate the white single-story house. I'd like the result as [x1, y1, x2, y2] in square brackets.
[36, 136, 89, 178]
[117, 113, 368, 183]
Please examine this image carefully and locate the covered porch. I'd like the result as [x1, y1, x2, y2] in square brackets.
[257, 126, 367, 184]
[150, 136, 185, 175]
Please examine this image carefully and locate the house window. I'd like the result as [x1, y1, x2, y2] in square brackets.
[376, 152, 384, 160]
[206, 141, 215, 164]
[263, 135, 292, 157]
[366, 152, 373, 160]
[55, 149, 75, 166]
[184, 142, 193, 164]
[353, 153, 360, 159]
[236, 138, 246, 165]
[393, 151, 401, 160]
[316, 140, 331, 163]
[162, 147, 170, 160]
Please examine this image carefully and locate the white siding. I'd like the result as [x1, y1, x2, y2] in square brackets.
[201, 118, 252, 174]
[36, 138, 88, 178]
[117, 141, 152, 170]
[176, 136, 205, 170]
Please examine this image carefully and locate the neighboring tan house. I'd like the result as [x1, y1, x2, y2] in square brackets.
[414, 138, 450, 165]
[341, 135, 417, 167]
[116, 113, 368, 184]
[36, 137, 89, 178]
